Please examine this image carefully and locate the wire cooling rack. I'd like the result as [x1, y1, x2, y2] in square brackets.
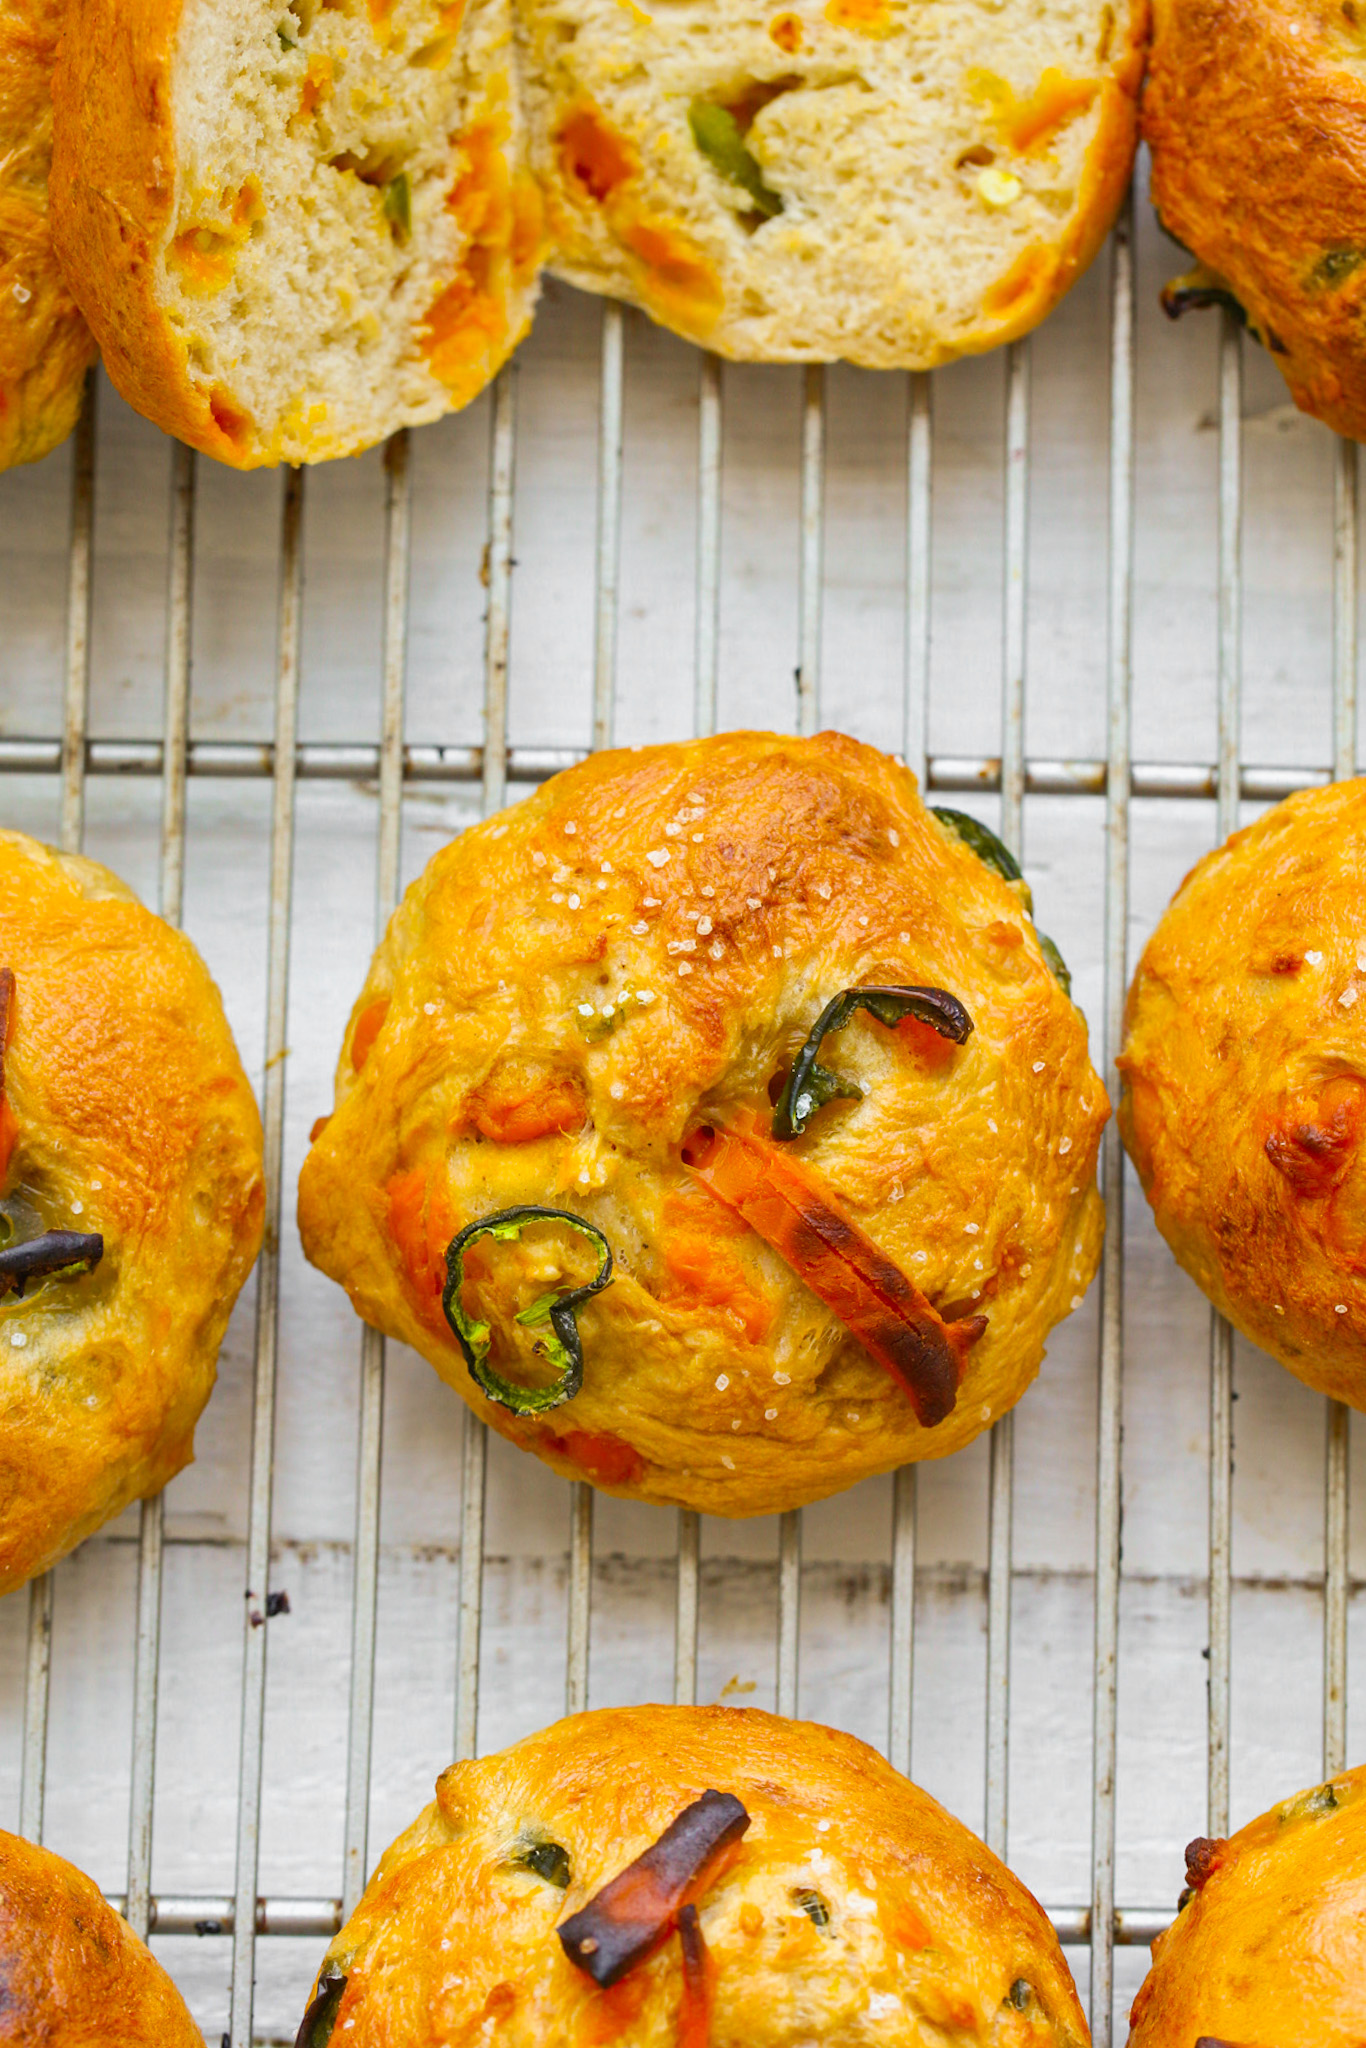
[0, 171, 1362, 2045]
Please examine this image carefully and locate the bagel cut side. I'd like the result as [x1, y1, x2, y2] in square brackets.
[517, 0, 1147, 366]
[50, 0, 543, 466]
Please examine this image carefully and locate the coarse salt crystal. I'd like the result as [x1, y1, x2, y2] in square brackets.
[609, 1082, 625, 1100]
[772, 944, 784, 959]
[692, 833, 704, 843]
[697, 917, 713, 936]
[1071, 1294, 1084, 1310]
[846, 1411, 860, 1423]
[747, 896, 762, 909]
[715, 1373, 730, 1390]
[643, 897, 660, 908]
[10, 1332, 26, 1348]
[721, 1454, 735, 1469]
[531, 851, 546, 868]
[765, 1407, 778, 1420]
[732, 1418, 741, 1429]
[1058, 1136, 1073, 1154]
[1343, 986, 1360, 1008]
[678, 962, 693, 976]
[1336, 1303, 1348, 1314]
[889, 830, 899, 847]
[987, 1118, 998, 1133]
[567, 893, 581, 909]
[816, 882, 831, 900]
[70, 1200, 83, 1215]
[564, 821, 577, 834]
[424, 1001, 437, 1014]
[631, 921, 648, 936]
[1307, 949, 1324, 966]
[774, 1370, 791, 1384]
[665, 823, 682, 837]
[11, 283, 31, 304]
[710, 941, 724, 960]
[817, 1819, 831, 1833]
[701, 885, 715, 898]
[551, 892, 564, 904]
[858, 915, 868, 927]
[1033, 1060, 1045, 1073]
[965, 1222, 980, 1235]
[646, 848, 671, 867]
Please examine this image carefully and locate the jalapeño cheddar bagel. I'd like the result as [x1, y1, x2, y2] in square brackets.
[0, 1830, 204, 2045]
[1127, 1764, 1366, 2048]
[294, 1705, 1089, 2048]
[0, 830, 264, 1593]
[1119, 779, 1366, 1410]
[0, 0, 94, 470]
[1144, 0, 1366, 442]
[518, 0, 1147, 366]
[298, 731, 1107, 1517]
[50, 0, 542, 466]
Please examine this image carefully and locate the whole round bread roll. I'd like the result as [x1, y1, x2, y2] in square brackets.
[1128, 1764, 1366, 2048]
[0, 830, 264, 1593]
[0, 0, 94, 470]
[516, 0, 1147, 365]
[49, 0, 542, 466]
[1119, 780, 1366, 1410]
[298, 731, 1107, 1518]
[294, 1705, 1088, 2048]
[1144, 0, 1366, 441]
[0, 1830, 203, 2045]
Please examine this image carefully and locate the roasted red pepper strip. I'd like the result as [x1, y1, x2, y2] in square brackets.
[681, 1117, 984, 1427]
[676, 1904, 714, 2048]
[0, 968, 16, 1188]
[558, 1790, 749, 1988]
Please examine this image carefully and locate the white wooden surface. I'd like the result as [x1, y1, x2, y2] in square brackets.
[1, 156, 1363, 2043]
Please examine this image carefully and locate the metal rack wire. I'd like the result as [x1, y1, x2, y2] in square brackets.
[2, 193, 1358, 2047]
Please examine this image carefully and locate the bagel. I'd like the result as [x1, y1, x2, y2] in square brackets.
[1128, 1763, 1366, 2048]
[1144, 0, 1366, 441]
[0, 830, 264, 1592]
[294, 1704, 1089, 2048]
[0, 0, 94, 469]
[517, 0, 1147, 364]
[0, 1830, 204, 2046]
[49, 0, 543, 466]
[297, 730, 1107, 1517]
[1120, 779, 1366, 1410]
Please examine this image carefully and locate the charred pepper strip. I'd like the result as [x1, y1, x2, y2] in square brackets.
[294, 1965, 346, 2048]
[558, 1789, 750, 1988]
[442, 1206, 613, 1415]
[682, 1118, 983, 1426]
[676, 1904, 715, 2048]
[772, 985, 973, 1141]
[0, 1230, 103, 1300]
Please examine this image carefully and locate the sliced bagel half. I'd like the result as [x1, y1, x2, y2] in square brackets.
[51, 0, 543, 466]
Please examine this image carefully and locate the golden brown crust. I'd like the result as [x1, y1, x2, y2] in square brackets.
[0, 831, 265, 1592]
[1128, 1764, 1366, 2048]
[298, 731, 1107, 1517]
[304, 1705, 1088, 2048]
[1119, 779, 1366, 1409]
[0, 0, 95, 470]
[0, 1831, 204, 2046]
[47, 0, 241, 461]
[1143, 0, 1366, 440]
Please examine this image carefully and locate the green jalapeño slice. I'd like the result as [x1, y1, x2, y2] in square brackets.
[442, 1206, 613, 1414]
